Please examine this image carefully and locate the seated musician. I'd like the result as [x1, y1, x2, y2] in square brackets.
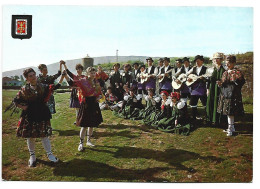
[158, 57, 173, 94]
[186, 55, 208, 120]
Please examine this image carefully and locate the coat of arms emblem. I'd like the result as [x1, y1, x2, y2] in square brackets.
[11, 15, 32, 39]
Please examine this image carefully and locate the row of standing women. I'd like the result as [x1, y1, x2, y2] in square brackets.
[9, 53, 245, 167]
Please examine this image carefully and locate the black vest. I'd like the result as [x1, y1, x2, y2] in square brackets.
[180, 65, 192, 74]
[146, 66, 155, 74]
[192, 66, 207, 76]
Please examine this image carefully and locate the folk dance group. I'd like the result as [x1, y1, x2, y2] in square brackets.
[9, 53, 245, 167]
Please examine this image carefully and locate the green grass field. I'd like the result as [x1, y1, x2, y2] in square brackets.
[2, 90, 253, 182]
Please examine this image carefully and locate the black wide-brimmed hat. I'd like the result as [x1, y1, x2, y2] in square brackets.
[175, 59, 183, 63]
[140, 64, 146, 69]
[133, 62, 139, 66]
[194, 55, 204, 62]
[182, 57, 190, 62]
[146, 57, 154, 62]
[158, 58, 164, 62]
[163, 57, 170, 62]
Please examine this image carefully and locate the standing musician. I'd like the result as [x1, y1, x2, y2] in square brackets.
[131, 62, 140, 88]
[144, 57, 158, 94]
[110, 63, 123, 101]
[121, 64, 132, 88]
[155, 58, 164, 94]
[186, 55, 208, 120]
[172, 57, 192, 102]
[158, 57, 173, 94]
[156, 58, 164, 75]
[136, 65, 147, 96]
[174, 59, 183, 77]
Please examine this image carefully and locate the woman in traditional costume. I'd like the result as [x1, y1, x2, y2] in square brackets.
[206, 52, 226, 126]
[143, 90, 170, 127]
[156, 92, 192, 135]
[64, 67, 103, 151]
[114, 87, 143, 119]
[217, 55, 245, 136]
[61, 62, 87, 124]
[133, 88, 161, 120]
[37, 62, 62, 114]
[11, 68, 64, 167]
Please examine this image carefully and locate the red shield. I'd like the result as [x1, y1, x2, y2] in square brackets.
[16, 19, 27, 35]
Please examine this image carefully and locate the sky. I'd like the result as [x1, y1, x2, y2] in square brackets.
[2, 5, 253, 72]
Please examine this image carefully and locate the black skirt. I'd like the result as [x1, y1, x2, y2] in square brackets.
[76, 96, 103, 127]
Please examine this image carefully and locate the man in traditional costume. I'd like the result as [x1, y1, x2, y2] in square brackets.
[217, 55, 245, 136]
[158, 57, 173, 94]
[186, 55, 208, 120]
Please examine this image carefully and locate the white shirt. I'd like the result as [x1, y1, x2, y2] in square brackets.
[147, 66, 152, 74]
[184, 66, 190, 74]
[196, 66, 203, 75]
[164, 65, 169, 73]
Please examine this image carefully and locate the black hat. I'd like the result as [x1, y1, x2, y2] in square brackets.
[194, 55, 204, 62]
[226, 55, 236, 63]
[163, 57, 170, 62]
[175, 59, 183, 63]
[113, 63, 120, 68]
[182, 57, 190, 62]
[146, 57, 154, 62]
[140, 65, 146, 69]
[133, 62, 139, 66]
[158, 58, 164, 62]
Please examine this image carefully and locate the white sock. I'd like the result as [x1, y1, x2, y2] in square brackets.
[227, 115, 235, 131]
[27, 138, 36, 161]
[41, 137, 52, 155]
[80, 127, 87, 144]
[87, 127, 94, 142]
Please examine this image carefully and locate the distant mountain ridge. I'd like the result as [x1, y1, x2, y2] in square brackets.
[2, 56, 156, 77]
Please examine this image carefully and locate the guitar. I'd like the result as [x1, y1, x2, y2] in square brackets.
[171, 73, 188, 89]
[158, 68, 174, 83]
[138, 72, 155, 84]
[186, 67, 214, 86]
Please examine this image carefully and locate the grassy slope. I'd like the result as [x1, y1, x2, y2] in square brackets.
[2, 90, 253, 182]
